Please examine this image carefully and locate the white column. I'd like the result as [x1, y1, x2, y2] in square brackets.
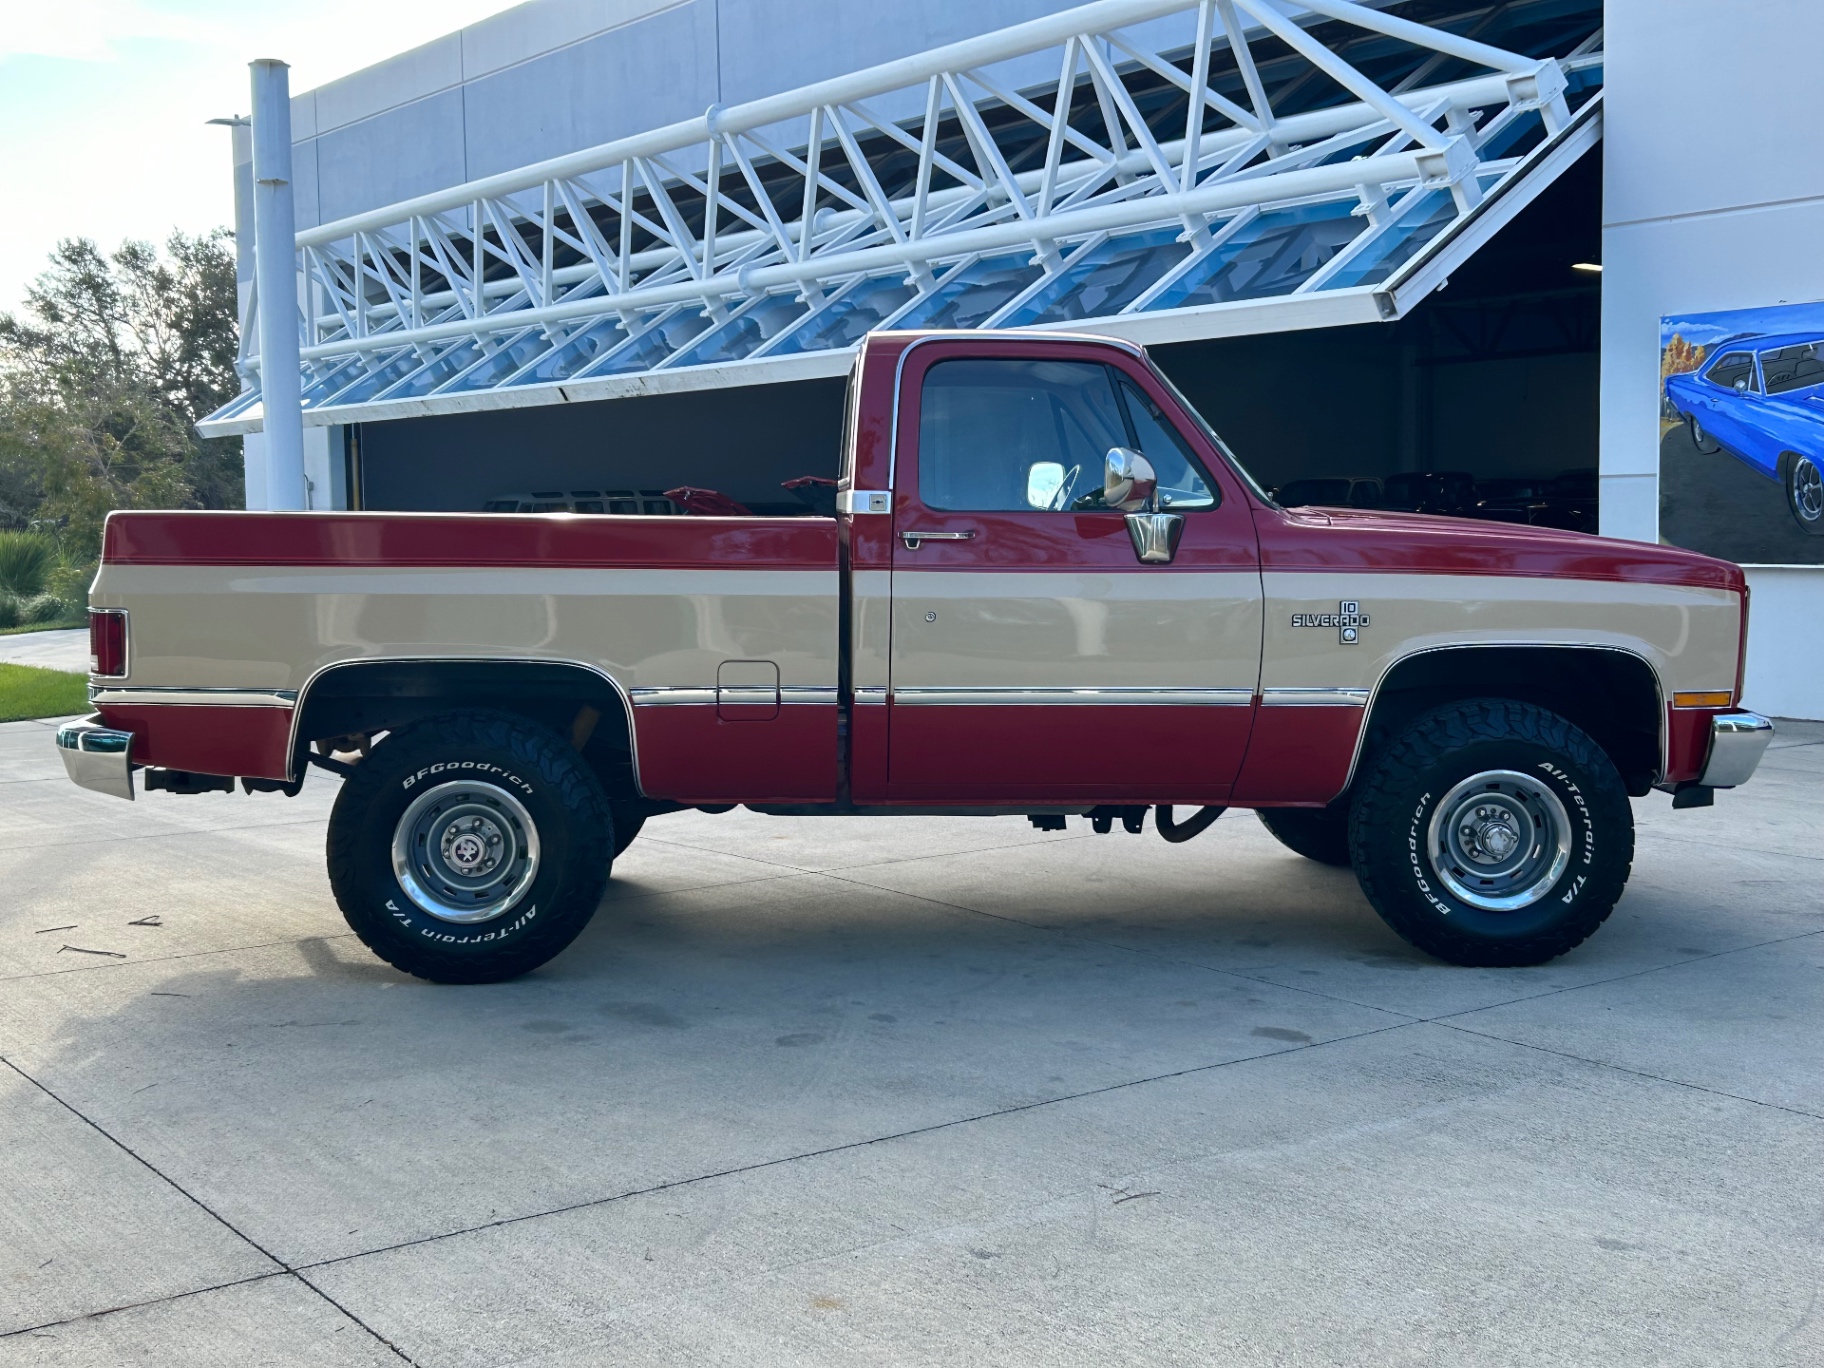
[241, 430, 270, 511]
[250, 58, 308, 511]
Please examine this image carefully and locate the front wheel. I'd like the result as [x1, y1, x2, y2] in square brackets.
[1785, 453, 1824, 535]
[1348, 700, 1633, 967]
[327, 711, 613, 983]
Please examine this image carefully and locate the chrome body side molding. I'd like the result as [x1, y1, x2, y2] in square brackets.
[88, 686, 299, 709]
[1259, 687, 1370, 707]
[891, 686, 1253, 706]
[629, 685, 838, 706]
[629, 686, 718, 706]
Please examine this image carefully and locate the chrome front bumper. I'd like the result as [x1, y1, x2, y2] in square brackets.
[1700, 711, 1774, 789]
[55, 715, 136, 801]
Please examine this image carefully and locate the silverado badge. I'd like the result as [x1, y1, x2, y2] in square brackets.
[1291, 601, 1371, 645]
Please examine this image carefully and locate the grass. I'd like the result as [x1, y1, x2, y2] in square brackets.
[0, 663, 89, 722]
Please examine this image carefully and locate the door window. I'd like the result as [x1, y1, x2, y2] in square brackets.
[917, 357, 1218, 511]
[918, 359, 1127, 511]
[1708, 352, 1760, 394]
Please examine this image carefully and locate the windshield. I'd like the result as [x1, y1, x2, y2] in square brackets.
[1145, 361, 1279, 507]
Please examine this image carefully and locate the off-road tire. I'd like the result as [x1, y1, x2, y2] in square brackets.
[609, 801, 647, 858]
[1348, 699, 1633, 967]
[1257, 804, 1352, 866]
[327, 711, 613, 983]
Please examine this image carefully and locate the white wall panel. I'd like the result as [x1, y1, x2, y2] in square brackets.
[1602, 0, 1824, 227]
[312, 33, 466, 136]
[1602, 0, 1824, 718]
[461, 0, 699, 80]
[1743, 569, 1824, 721]
[460, 1, 720, 180]
[312, 88, 471, 223]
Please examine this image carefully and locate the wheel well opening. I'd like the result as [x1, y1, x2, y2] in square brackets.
[293, 660, 638, 795]
[1359, 647, 1662, 796]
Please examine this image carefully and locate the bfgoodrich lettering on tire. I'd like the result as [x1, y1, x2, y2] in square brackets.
[1347, 699, 1634, 967]
[327, 710, 613, 984]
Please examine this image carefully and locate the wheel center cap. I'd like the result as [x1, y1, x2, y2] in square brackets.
[1479, 821, 1519, 861]
[441, 817, 502, 876]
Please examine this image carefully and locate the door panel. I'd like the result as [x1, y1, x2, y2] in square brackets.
[884, 342, 1262, 803]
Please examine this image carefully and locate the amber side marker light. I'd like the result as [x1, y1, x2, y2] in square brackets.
[1673, 691, 1734, 708]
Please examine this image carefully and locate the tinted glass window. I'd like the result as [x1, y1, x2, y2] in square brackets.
[918, 359, 1127, 511]
[1761, 343, 1824, 395]
[1708, 352, 1759, 393]
[1113, 377, 1216, 509]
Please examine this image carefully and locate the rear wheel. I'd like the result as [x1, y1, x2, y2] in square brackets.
[327, 711, 612, 983]
[1785, 453, 1824, 535]
[609, 800, 647, 857]
[1256, 804, 1351, 866]
[1687, 414, 1721, 454]
[1348, 700, 1633, 967]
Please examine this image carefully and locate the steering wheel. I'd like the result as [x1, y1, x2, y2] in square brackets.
[1050, 464, 1081, 511]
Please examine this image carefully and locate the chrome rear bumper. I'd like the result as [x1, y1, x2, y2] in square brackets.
[55, 715, 136, 801]
[1700, 711, 1774, 789]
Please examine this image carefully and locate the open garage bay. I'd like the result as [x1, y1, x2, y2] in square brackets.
[2, 716, 1820, 1366]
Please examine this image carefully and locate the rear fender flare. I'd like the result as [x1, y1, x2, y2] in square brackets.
[287, 657, 642, 793]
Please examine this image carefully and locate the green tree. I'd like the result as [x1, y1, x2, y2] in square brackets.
[0, 230, 243, 559]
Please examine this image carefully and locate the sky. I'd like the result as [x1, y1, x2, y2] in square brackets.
[0, 0, 516, 314]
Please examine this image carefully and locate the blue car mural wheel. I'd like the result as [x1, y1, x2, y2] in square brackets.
[1788, 454, 1824, 534]
[1686, 414, 1722, 454]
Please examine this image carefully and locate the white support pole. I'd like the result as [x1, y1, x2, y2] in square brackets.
[250, 58, 308, 511]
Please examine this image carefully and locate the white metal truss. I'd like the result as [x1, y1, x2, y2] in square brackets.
[200, 0, 1604, 436]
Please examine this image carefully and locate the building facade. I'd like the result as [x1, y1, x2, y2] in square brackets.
[203, 0, 1823, 718]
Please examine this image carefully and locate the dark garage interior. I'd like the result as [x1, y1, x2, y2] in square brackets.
[351, 145, 1600, 527]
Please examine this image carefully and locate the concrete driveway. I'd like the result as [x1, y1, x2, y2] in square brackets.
[0, 629, 85, 674]
[2, 715, 1820, 1366]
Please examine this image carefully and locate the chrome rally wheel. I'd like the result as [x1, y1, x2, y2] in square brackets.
[392, 780, 540, 924]
[1426, 770, 1571, 912]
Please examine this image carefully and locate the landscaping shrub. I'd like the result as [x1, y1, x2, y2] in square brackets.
[24, 593, 69, 624]
[0, 532, 55, 598]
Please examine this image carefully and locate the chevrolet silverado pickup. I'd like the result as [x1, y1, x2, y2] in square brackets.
[58, 330, 1775, 983]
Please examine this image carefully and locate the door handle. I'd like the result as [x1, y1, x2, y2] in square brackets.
[900, 530, 976, 549]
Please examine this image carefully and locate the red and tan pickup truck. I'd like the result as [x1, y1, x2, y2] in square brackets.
[58, 330, 1773, 983]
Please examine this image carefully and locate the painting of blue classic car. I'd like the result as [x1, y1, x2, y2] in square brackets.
[1664, 331, 1824, 536]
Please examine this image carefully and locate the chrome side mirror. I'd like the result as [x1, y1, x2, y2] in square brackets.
[1105, 447, 1181, 564]
[1103, 447, 1157, 512]
[1126, 511, 1184, 564]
